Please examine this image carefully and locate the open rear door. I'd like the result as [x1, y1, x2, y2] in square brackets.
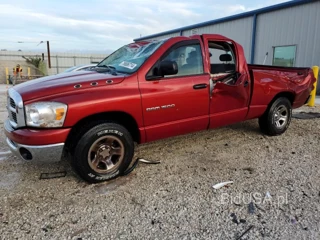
[202, 35, 251, 129]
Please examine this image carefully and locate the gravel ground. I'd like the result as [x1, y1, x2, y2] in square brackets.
[0, 89, 320, 239]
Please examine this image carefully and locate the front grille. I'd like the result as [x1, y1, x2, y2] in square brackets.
[11, 112, 17, 123]
[7, 88, 25, 128]
[10, 98, 16, 108]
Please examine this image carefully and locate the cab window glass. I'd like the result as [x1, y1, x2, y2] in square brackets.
[146, 43, 204, 79]
[163, 44, 203, 77]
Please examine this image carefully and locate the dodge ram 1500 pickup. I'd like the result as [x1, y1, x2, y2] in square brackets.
[4, 34, 316, 183]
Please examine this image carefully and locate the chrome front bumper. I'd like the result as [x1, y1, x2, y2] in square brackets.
[4, 118, 65, 163]
[6, 138, 64, 163]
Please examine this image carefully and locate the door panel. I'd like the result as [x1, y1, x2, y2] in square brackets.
[209, 73, 250, 128]
[139, 74, 210, 142]
[202, 38, 250, 129]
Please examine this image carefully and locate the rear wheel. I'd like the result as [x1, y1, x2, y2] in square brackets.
[258, 97, 292, 136]
[72, 122, 134, 183]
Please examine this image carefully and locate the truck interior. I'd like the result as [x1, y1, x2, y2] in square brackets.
[209, 41, 238, 85]
[146, 40, 240, 86]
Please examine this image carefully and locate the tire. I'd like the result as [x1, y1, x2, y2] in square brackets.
[72, 122, 134, 183]
[258, 97, 292, 136]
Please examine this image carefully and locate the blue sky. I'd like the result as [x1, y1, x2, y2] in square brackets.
[0, 0, 286, 53]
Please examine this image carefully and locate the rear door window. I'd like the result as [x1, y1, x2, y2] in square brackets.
[209, 42, 236, 76]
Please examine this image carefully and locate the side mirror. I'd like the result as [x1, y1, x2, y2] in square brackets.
[159, 60, 178, 76]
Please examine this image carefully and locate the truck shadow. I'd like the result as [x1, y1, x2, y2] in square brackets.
[224, 120, 261, 135]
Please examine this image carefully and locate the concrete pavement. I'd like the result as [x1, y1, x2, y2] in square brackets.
[0, 84, 10, 93]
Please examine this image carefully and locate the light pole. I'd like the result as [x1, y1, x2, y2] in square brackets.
[37, 41, 51, 68]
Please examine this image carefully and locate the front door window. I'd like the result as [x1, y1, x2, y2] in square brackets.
[146, 42, 204, 79]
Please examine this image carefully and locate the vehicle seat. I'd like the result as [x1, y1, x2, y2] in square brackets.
[210, 54, 235, 74]
[179, 51, 202, 75]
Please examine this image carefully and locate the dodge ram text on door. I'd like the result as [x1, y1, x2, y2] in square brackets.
[5, 34, 316, 183]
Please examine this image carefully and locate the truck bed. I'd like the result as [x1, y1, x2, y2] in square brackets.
[246, 64, 315, 120]
[247, 64, 311, 83]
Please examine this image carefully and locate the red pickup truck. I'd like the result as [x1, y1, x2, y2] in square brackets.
[5, 34, 316, 183]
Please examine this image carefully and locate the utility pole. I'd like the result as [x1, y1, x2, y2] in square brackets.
[47, 41, 51, 68]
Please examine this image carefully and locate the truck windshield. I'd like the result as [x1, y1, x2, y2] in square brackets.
[97, 39, 167, 74]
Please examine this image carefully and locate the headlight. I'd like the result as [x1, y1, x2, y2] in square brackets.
[25, 102, 67, 128]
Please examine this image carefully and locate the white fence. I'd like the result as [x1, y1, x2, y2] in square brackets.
[0, 50, 107, 83]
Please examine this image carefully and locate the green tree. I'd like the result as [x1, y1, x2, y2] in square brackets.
[22, 56, 47, 75]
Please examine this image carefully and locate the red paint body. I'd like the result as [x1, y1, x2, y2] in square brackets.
[5, 34, 316, 146]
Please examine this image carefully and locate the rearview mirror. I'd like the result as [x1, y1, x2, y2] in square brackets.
[159, 60, 178, 76]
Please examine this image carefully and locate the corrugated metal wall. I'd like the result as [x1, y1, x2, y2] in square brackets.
[254, 1, 320, 67]
[136, 17, 253, 62]
[182, 17, 253, 61]
[136, 1, 320, 69]
[135, 1, 320, 93]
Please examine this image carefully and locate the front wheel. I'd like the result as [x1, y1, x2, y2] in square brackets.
[72, 122, 134, 183]
[258, 97, 292, 136]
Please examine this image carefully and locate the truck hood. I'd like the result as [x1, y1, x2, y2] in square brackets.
[13, 71, 126, 101]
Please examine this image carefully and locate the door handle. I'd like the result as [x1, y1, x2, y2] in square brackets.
[243, 81, 249, 87]
[193, 83, 208, 90]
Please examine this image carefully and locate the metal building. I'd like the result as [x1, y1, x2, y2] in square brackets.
[134, 0, 320, 73]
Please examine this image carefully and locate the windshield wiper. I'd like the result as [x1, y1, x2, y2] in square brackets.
[94, 65, 117, 75]
[98, 65, 116, 70]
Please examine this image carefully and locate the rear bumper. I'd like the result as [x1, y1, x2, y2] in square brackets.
[292, 69, 317, 108]
[4, 119, 69, 163]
